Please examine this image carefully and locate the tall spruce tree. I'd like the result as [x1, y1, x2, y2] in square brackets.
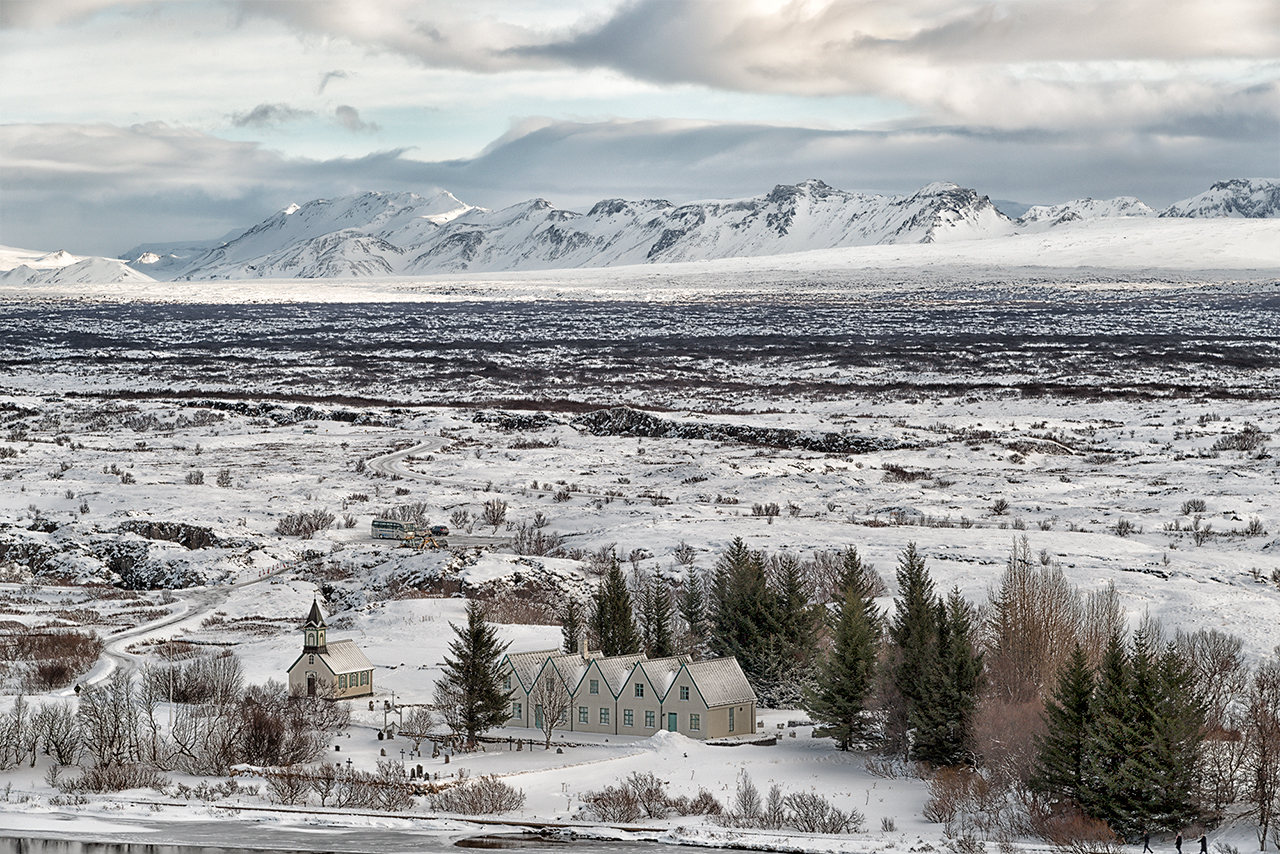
[436, 600, 511, 746]
[888, 542, 939, 753]
[773, 552, 819, 661]
[710, 537, 779, 685]
[637, 573, 674, 658]
[805, 547, 881, 750]
[1082, 631, 1142, 836]
[591, 557, 640, 656]
[1149, 640, 1206, 830]
[1033, 643, 1095, 804]
[911, 588, 983, 766]
[678, 568, 709, 657]
[559, 597, 584, 654]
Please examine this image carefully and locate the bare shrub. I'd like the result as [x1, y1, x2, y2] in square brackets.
[432, 774, 526, 815]
[512, 522, 566, 557]
[264, 764, 309, 805]
[479, 591, 557, 625]
[480, 498, 508, 531]
[670, 788, 723, 816]
[785, 790, 862, 833]
[1244, 517, 1267, 537]
[184, 470, 204, 485]
[883, 464, 931, 483]
[146, 650, 243, 705]
[57, 762, 168, 793]
[624, 771, 670, 818]
[216, 468, 232, 487]
[1211, 424, 1267, 452]
[1182, 498, 1207, 515]
[1192, 523, 1214, 546]
[990, 498, 1010, 516]
[553, 487, 572, 502]
[582, 781, 642, 821]
[751, 502, 781, 517]
[341, 514, 357, 529]
[275, 510, 335, 539]
[450, 508, 472, 528]
[7, 630, 104, 691]
[1028, 800, 1117, 848]
[1112, 518, 1137, 537]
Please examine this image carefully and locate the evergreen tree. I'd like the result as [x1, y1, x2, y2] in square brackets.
[1032, 643, 1095, 804]
[636, 572, 674, 658]
[709, 537, 779, 684]
[1149, 640, 1206, 830]
[805, 549, 881, 750]
[678, 568, 709, 656]
[435, 600, 510, 746]
[911, 588, 983, 766]
[1082, 631, 1142, 836]
[888, 542, 939, 751]
[773, 552, 819, 661]
[591, 557, 640, 656]
[559, 597, 584, 654]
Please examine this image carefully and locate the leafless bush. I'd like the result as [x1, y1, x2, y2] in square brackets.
[883, 464, 931, 483]
[342, 514, 357, 529]
[751, 502, 781, 517]
[450, 508, 471, 528]
[146, 650, 243, 705]
[480, 498, 508, 531]
[990, 498, 1010, 515]
[1112, 518, 1137, 537]
[4, 630, 104, 691]
[376, 502, 429, 526]
[57, 762, 168, 793]
[511, 522, 566, 557]
[670, 788, 723, 816]
[185, 470, 204, 485]
[1193, 523, 1214, 546]
[582, 781, 642, 821]
[1211, 424, 1267, 452]
[480, 591, 557, 625]
[216, 468, 232, 487]
[264, 764, 310, 805]
[431, 774, 525, 815]
[1244, 517, 1267, 537]
[1027, 800, 1117, 849]
[1182, 498, 1207, 515]
[275, 510, 335, 538]
[785, 790, 863, 833]
[553, 487, 572, 502]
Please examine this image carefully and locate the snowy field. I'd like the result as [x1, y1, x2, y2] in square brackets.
[1, 255, 1278, 851]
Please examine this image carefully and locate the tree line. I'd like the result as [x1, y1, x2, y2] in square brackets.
[555, 536, 1280, 847]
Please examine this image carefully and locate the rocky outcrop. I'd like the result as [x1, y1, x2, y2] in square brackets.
[571, 407, 891, 454]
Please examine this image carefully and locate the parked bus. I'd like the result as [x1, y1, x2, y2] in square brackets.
[371, 518, 412, 539]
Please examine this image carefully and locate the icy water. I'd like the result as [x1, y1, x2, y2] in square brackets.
[5, 292, 1279, 402]
[0, 831, 646, 854]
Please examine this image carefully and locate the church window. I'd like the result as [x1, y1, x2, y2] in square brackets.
[306, 631, 315, 646]
[360, 671, 369, 685]
[308, 654, 314, 665]
[339, 674, 347, 688]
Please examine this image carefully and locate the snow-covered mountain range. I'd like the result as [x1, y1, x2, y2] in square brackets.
[2, 178, 1276, 286]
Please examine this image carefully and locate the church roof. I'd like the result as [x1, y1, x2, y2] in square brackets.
[304, 599, 326, 628]
[317, 639, 372, 674]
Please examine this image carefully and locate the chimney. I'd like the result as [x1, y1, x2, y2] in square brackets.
[579, 632, 587, 659]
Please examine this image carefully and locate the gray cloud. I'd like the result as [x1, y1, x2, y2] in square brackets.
[317, 69, 349, 94]
[334, 104, 379, 133]
[236, 0, 1280, 133]
[229, 103, 315, 128]
[4, 117, 1275, 257]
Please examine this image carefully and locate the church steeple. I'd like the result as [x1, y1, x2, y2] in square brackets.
[303, 599, 327, 653]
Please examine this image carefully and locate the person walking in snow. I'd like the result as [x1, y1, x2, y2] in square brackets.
[1199, 835, 1207, 854]
[1142, 833, 1153, 854]
[1176, 832, 1183, 854]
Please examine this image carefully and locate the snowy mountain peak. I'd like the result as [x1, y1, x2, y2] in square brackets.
[282, 203, 301, 216]
[1017, 196, 1155, 231]
[1160, 178, 1280, 219]
[35, 249, 78, 267]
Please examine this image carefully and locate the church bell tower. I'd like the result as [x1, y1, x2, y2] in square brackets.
[303, 599, 328, 654]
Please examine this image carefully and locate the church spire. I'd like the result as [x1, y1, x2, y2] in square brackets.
[303, 599, 327, 653]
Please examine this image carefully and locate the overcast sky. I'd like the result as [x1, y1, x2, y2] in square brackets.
[2, 0, 1277, 256]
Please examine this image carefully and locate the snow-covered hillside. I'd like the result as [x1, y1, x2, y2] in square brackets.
[1015, 196, 1154, 231]
[0, 246, 154, 287]
[109, 177, 1276, 282]
[1160, 178, 1280, 218]
[126, 180, 1013, 280]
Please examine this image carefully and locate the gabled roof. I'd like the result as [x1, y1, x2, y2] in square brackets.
[591, 653, 646, 697]
[318, 639, 372, 674]
[634, 655, 691, 699]
[502, 648, 562, 692]
[683, 657, 755, 708]
[304, 599, 326, 628]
